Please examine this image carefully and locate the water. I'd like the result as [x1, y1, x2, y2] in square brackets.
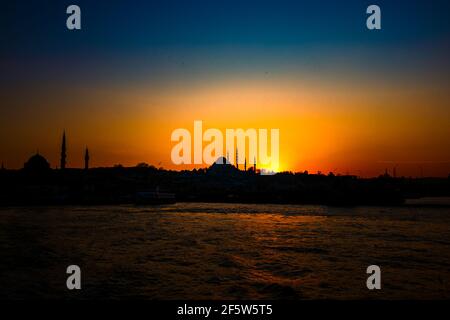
[1, 203, 450, 299]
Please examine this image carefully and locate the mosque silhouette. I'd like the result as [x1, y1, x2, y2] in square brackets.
[23, 131, 89, 172]
[1, 132, 445, 207]
[23, 153, 51, 171]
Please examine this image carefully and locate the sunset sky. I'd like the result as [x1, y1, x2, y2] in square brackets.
[1, 0, 449, 176]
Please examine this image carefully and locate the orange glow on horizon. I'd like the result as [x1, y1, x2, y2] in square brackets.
[1, 76, 449, 177]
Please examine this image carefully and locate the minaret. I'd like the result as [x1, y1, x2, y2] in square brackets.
[84, 147, 90, 170]
[235, 148, 239, 169]
[253, 156, 256, 173]
[244, 158, 247, 171]
[60, 131, 66, 170]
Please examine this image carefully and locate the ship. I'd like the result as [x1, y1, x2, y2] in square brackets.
[135, 188, 176, 205]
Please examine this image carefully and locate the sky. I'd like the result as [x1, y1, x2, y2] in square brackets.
[1, 0, 449, 176]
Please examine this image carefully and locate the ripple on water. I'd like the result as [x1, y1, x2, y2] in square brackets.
[0, 203, 450, 299]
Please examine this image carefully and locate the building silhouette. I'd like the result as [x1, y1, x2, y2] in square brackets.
[24, 152, 50, 171]
[20, 132, 93, 171]
[84, 147, 90, 170]
[60, 131, 66, 170]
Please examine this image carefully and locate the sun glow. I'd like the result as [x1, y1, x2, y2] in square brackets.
[2, 72, 449, 177]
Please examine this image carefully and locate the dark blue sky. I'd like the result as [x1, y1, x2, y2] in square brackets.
[2, 0, 450, 55]
[1, 0, 449, 89]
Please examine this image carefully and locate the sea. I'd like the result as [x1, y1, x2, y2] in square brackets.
[1, 202, 449, 299]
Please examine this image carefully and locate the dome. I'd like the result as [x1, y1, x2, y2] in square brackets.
[24, 153, 51, 171]
[215, 156, 229, 165]
[208, 156, 239, 175]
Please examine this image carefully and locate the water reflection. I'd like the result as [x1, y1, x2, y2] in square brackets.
[1, 203, 449, 299]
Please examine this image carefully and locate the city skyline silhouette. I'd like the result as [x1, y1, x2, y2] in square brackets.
[1, 1, 449, 177]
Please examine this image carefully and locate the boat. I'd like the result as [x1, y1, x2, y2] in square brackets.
[135, 189, 176, 205]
